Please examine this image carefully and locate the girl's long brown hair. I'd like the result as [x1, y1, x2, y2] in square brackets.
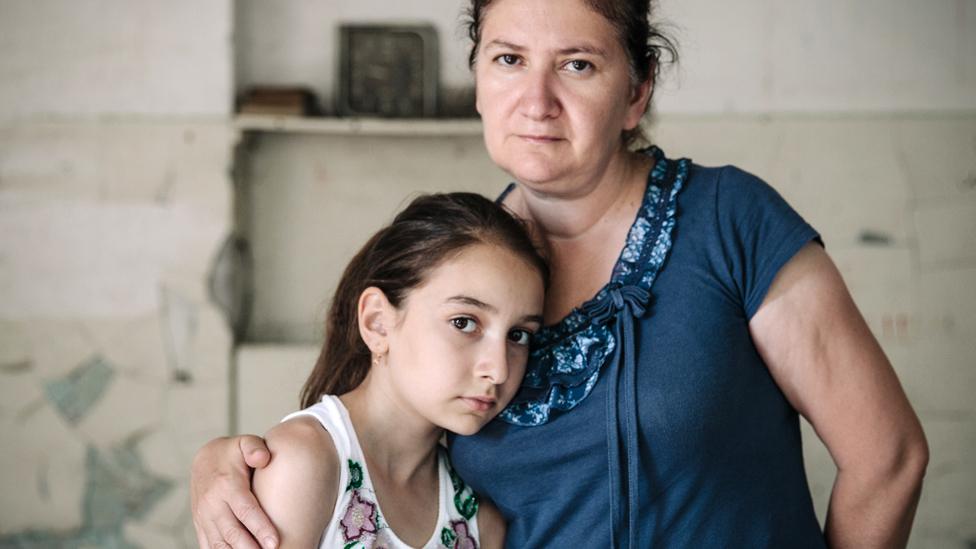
[300, 192, 548, 408]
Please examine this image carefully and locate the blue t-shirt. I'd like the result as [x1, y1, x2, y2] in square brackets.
[450, 147, 826, 548]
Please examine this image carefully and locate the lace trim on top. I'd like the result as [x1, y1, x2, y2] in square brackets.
[498, 147, 690, 427]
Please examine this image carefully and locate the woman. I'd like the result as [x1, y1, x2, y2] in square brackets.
[192, 0, 928, 547]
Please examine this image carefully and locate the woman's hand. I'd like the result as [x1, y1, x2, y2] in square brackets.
[750, 243, 928, 549]
[190, 435, 279, 549]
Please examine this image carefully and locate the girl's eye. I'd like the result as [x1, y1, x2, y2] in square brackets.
[451, 317, 477, 333]
[565, 59, 592, 73]
[496, 54, 520, 67]
[508, 329, 532, 346]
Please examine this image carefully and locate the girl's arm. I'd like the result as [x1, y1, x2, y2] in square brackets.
[476, 498, 507, 549]
[750, 243, 928, 548]
[252, 416, 341, 548]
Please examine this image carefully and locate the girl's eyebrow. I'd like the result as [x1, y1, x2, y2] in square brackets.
[446, 295, 543, 325]
[447, 295, 496, 312]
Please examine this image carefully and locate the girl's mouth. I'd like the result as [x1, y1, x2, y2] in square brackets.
[460, 396, 497, 412]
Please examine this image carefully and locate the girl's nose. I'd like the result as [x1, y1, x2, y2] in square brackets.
[477, 341, 510, 385]
[518, 68, 562, 121]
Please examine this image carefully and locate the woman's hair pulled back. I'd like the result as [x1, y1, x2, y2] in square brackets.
[300, 192, 548, 408]
[464, 0, 678, 146]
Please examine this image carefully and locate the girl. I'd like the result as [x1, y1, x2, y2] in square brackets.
[250, 192, 547, 548]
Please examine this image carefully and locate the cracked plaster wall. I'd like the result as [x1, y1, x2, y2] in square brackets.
[0, 1, 234, 547]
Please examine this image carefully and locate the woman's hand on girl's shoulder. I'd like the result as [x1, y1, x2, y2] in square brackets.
[476, 498, 507, 549]
[191, 435, 278, 549]
[253, 416, 341, 549]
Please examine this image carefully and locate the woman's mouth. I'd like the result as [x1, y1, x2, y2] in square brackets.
[518, 134, 563, 144]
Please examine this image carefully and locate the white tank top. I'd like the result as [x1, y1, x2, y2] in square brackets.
[283, 395, 482, 548]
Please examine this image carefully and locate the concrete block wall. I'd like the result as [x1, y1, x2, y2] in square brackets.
[0, 1, 234, 547]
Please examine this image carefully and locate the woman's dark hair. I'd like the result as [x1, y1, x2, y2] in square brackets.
[300, 192, 549, 408]
[464, 0, 678, 146]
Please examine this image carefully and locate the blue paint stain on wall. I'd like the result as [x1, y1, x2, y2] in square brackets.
[85, 440, 172, 531]
[43, 355, 115, 424]
[0, 439, 172, 548]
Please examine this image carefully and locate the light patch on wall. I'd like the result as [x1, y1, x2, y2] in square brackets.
[0, 199, 223, 317]
[44, 355, 115, 425]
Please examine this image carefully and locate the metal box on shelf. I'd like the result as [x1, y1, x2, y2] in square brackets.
[337, 24, 439, 118]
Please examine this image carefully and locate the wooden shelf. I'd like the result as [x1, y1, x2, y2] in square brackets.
[234, 114, 483, 137]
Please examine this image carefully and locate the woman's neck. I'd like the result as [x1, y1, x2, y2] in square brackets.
[508, 149, 651, 242]
[339, 378, 441, 486]
[505, 149, 654, 322]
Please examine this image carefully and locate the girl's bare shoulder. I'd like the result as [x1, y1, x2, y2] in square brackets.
[253, 416, 341, 547]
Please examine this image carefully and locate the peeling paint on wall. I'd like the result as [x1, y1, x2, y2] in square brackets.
[0, 441, 172, 548]
[43, 355, 115, 424]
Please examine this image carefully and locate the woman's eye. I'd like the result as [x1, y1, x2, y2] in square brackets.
[508, 329, 532, 346]
[451, 317, 477, 333]
[496, 54, 520, 67]
[565, 59, 592, 73]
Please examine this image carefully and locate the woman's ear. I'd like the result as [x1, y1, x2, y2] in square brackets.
[624, 77, 654, 130]
[357, 287, 395, 355]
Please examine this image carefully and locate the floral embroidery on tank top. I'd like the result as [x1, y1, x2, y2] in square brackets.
[338, 454, 479, 549]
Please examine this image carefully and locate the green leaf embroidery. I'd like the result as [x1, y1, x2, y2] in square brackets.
[455, 493, 478, 520]
[347, 459, 364, 491]
[447, 460, 479, 520]
[441, 526, 457, 547]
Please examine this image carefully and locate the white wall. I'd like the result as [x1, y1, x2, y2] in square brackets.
[655, 0, 976, 113]
[0, 1, 235, 547]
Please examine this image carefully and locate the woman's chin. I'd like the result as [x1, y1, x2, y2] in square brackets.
[505, 162, 567, 189]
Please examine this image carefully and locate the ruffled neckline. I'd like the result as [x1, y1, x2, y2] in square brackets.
[496, 146, 690, 426]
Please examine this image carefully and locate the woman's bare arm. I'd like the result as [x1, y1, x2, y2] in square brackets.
[190, 435, 279, 549]
[750, 243, 928, 548]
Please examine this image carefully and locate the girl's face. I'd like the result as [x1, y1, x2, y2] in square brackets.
[474, 0, 650, 195]
[384, 243, 545, 435]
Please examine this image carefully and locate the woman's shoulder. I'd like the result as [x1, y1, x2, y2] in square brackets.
[252, 416, 342, 546]
[677, 160, 799, 225]
[683, 161, 773, 200]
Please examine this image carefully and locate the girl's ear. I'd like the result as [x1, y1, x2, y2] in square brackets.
[357, 287, 394, 354]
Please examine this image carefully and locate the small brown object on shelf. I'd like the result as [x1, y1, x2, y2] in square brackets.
[238, 87, 317, 116]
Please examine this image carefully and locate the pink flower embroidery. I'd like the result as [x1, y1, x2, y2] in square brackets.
[341, 490, 378, 541]
[449, 520, 478, 549]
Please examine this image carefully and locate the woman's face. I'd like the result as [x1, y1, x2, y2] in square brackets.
[474, 0, 650, 193]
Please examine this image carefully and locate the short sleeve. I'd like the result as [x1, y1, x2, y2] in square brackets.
[715, 166, 821, 319]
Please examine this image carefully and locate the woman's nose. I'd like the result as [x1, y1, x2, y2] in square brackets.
[518, 68, 561, 121]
